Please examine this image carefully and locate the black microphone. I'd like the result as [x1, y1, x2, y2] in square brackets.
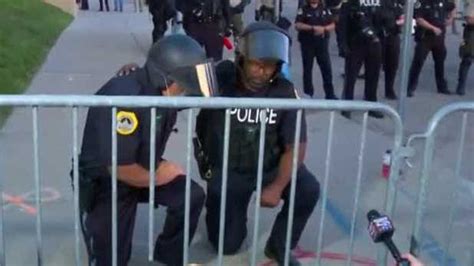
[367, 210, 410, 265]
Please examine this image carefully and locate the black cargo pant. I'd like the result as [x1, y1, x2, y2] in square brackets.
[342, 39, 382, 101]
[205, 164, 320, 255]
[381, 34, 400, 96]
[456, 27, 474, 94]
[184, 20, 223, 61]
[407, 34, 448, 93]
[300, 39, 336, 99]
[82, 176, 205, 266]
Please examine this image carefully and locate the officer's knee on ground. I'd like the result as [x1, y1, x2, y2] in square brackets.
[208, 230, 246, 255]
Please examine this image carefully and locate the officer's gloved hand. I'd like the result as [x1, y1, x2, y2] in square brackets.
[117, 63, 139, 77]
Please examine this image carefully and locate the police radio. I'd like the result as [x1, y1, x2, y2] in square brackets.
[367, 210, 410, 266]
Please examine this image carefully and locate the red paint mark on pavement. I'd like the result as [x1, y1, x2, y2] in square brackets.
[260, 246, 376, 266]
[2, 187, 61, 215]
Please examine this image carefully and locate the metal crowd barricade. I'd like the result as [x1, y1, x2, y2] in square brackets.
[0, 95, 404, 266]
[407, 102, 474, 265]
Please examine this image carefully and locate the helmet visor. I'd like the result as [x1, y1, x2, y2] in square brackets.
[238, 30, 290, 63]
[168, 61, 218, 97]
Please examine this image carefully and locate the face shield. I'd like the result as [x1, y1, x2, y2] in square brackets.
[143, 34, 218, 97]
[168, 61, 218, 97]
[238, 27, 291, 64]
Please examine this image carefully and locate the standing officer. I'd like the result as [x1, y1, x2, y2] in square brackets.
[340, 0, 392, 119]
[148, 0, 176, 42]
[455, 0, 474, 95]
[295, 0, 338, 99]
[78, 35, 217, 266]
[194, 22, 320, 266]
[380, 0, 405, 100]
[406, 0, 455, 97]
[229, 0, 250, 38]
[181, 0, 232, 61]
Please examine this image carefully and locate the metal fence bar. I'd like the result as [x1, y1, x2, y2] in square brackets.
[250, 110, 268, 266]
[411, 102, 474, 256]
[381, 104, 406, 264]
[316, 111, 336, 266]
[32, 107, 43, 266]
[413, 134, 435, 255]
[0, 95, 407, 265]
[148, 108, 157, 261]
[72, 107, 82, 266]
[284, 110, 302, 266]
[442, 112, 468, 266]
[183, 109, 195, 266]
[397, 0, 415, 122]
[111, 107, 118, 266]
[217, 109, 231, 266]
[0, 96, 402, 114]
[347, 112, 368, 266]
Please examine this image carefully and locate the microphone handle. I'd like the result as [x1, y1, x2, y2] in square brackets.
[384, 238, 403, 262]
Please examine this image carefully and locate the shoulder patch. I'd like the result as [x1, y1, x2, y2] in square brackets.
[116, 111, 138, 135]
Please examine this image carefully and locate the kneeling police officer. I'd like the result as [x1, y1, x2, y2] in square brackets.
[195, 22, 320, 266]
[78, 35, 217, 266]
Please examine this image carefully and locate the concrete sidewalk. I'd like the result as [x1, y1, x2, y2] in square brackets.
[0, 0, 472, 265]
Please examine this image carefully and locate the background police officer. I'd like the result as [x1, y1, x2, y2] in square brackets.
[406, 0, 455, 97]
[78, 35, 217, 266]
[380, 0, 405, 100]
[229, 0, 250, 38]
[195, 22, 320, 266]
[181, 0, 231, 61]
[148, 0, 176, 42]
[456, 0, 474, 95]
[340, 0, 391, 119]
[295, 0, 338, 99]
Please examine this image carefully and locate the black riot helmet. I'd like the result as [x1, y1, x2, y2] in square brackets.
[238, 21, 291, 64]
[144, 34, 218, 97]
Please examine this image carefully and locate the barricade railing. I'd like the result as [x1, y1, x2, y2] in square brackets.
[407, 102, 474, 266]
[0, 95, 404, 266]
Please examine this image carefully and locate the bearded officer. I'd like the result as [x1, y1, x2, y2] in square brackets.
[456, 0, 474, 95]
[194, 21, 320, 266]
[78, 35, 217, 266]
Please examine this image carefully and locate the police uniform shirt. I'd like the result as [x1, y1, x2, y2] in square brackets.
[345, 0, 392, 40]
[80, 73, 177, 189]
[196, 60, 307, 173]
[218, 60, 307, 144]
[414, 0, 455, 30]
[295, 4, 335, 42]
[384, 0, 405, 34]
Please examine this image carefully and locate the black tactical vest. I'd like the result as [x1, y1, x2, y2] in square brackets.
[195, 61, 294, 175]
[196, 107, 281, 175]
